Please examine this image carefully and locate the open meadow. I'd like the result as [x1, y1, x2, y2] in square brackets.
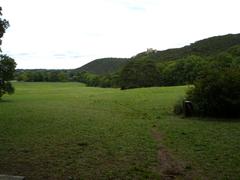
[0, 82, 240, 179]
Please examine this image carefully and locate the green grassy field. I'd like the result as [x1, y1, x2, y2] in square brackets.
[0, 82, 240, 179]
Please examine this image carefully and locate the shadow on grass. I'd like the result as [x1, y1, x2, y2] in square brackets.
[0, 99, 13, 103]
[180, 115, 240, 123]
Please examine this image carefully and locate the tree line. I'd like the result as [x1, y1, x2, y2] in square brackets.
[15, 69, 73, 82]
[15, 45, 240, 90]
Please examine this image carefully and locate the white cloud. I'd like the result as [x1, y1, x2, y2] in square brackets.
[1, 0, 240, 69]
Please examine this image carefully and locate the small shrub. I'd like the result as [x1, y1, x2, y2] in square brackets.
[173, 98, 184, 115]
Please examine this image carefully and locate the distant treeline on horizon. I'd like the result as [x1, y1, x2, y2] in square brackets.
[15, 33, 240, 89]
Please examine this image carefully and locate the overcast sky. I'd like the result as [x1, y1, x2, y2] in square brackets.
[1, 0, 240, 69]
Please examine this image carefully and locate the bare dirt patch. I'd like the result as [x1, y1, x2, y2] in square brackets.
[151, 128, 196, 180]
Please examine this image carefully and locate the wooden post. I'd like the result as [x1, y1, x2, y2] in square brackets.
[183, 100, 194, 117]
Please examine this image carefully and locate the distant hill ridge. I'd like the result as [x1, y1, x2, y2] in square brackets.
[76, 33, 240, 74]
[76, 58, 129, 75]
[134, 33, 240, 62]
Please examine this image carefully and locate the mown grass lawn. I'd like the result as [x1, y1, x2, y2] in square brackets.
[0, 82, 239, 179]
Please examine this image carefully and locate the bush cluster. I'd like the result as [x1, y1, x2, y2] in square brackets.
[186, 67, 240, 118]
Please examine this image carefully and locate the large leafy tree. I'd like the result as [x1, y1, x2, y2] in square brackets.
[0, 7, 16, 98]
[120, 60, 160, 89]
[0, 7, 9, 49]
[186, 52, 240, 118]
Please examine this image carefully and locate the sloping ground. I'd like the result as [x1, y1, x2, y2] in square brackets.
[133, 33, 240, 62]
[0, 82, 239, 179]
[75, 33, 240, 75]
[76, 58, 129, 75]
